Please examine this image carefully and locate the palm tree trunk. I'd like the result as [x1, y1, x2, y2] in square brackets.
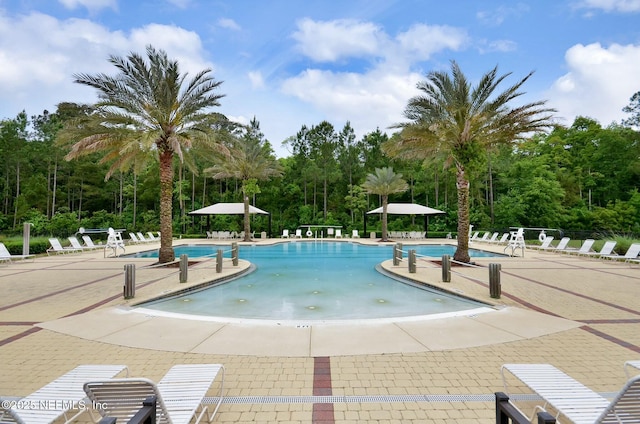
[453, 164, 471, 263]
[243, 195, 251, 241]
[158, 151, 175, 263]
[381, 195, 388, 242]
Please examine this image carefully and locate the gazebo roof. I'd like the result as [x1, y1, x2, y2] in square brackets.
[189, 202, 269, 215]
[366, 203, 445, 215]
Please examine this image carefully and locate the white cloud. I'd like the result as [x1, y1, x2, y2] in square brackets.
[546, 42, 640, 125]
[292, 18, 386, 62]
[576, 0, 640, 12]
[0, 10, 214, 117]
[395, 24, 468, 60]
[248, 71, 265, 89]
[217, 18, 241, 31]
[476, 4, 531, 26]
[57, 0, 116, 12]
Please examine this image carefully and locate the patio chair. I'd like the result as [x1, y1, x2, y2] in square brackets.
[351, 229, 360, 238]
[483, 232, 499, 243]
[84, 364, 224, 424]
[294, 229, 303, 238]
[82, 235, 102, 250]
[147, 232, 158, 241]
[0, 242, 35, 263]
[580, 240, 617, 258]
[601, 243, 640, 262]
[550, 237, 571, 253]
[491, 233, 509, 244]
[137, 232, 152, 243]
[469, 231, 479, 241]
[501, 363, 640, 423]
[529, 236, 554, 250]
[335, 229, 343, 238]
[624, 360, 640, 379]
[68, 236, 101, 251]
[563, 238, 595, 255]
[3, 364, 127, 424]
[282, 229, 290, 238]
[47, 238, 82, 255]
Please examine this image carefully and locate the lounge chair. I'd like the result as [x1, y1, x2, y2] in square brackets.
[352, 229, 360, 238]
[3, 364, 127, 424]
[137, 232, 152, 243]
[601, 243, 640, 262]
[147, 232, 158, 241]
[580, 240, 617, 258]
[294, 229, 303, 238]
[491, 233, 509, 244]
[47, 238, 82, 255]
[550, 237, 571, 253]
[68, 236, 101, 251]
[563, 238, 595, 255]
[0, 242, 35, 263]
[469, 231, 479, 241]
[335, 229, 343, 238]
[483, 232, 499, 243]
[502, 363, 640, 423]
[529, 236, 554, 250]
[624, 360, 640, 379]
[82, 235, 102, 250]
[282, 229, 290, 238]
[479, 232, 490, 242]
[84, 364, 224, 424]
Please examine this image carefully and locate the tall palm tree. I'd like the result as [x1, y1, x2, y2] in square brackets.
[362, 167, 408, 242]
[59, 45, 226, 263]
[205, 121, 282, 241]
[385, 61, 555, 262]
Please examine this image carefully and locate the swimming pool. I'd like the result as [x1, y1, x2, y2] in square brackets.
[137, 242, 496, 322]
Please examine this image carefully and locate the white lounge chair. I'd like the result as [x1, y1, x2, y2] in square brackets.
[47, 238, 82, 255]
[469, 231, 479, 241]
[352, 229, 360, 238]
[84, 364, 224, 424]
[550, 237, 571, 253]
[625, 360, 640, 379]
[82, 235, 102, 250]
[502, 363, 640, 424]
[282, 229, 290, 238]
[335, 229, 343, 238]
[137, 232, 152, 243]
[581, 240, 617, 258]
[147, 231, 158, 241]
[601, 243, 640, 263]
[491, 233, 509, 244]
[530, 236, 554, 250]
[0, 242, 35, 263]
[563, 238, 595, 255]
[294, 229, 303, 238]
[3, 364, 127, 424]
[68, 236, 101, 251]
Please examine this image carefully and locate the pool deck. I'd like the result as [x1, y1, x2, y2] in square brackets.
[1, 237, 639, 423]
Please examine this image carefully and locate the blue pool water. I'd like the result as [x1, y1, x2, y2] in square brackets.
[137, 242, 495, 321]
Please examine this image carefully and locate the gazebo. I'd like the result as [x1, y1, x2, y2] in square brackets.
[364, 203, 445, 237]
[189, 202, 271, 237]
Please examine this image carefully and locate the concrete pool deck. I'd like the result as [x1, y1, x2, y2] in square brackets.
[1, 237, 639, 423]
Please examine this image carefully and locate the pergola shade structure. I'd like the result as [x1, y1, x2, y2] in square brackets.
[189, 202, 271, 237]
[365, 203, 445, 237]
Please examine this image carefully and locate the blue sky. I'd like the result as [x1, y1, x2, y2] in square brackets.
[1, 0, 639, 157]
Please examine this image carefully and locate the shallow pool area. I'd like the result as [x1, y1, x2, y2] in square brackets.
[136, 242, 495, 322]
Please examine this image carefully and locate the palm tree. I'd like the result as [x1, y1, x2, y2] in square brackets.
[384, 61, 554, 262]
[362, 167, 408, 242]
[205, 119, 282, 241]
[59, 45, 226, 263]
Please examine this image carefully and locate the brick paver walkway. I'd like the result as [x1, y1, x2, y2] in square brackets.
[0, 238, 639, 423]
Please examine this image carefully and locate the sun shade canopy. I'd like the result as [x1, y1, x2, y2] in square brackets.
[189, 202, 269, 215]
[367, 203, 445, 215]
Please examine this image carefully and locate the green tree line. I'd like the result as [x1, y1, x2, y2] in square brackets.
[1, 53, 639, 246]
